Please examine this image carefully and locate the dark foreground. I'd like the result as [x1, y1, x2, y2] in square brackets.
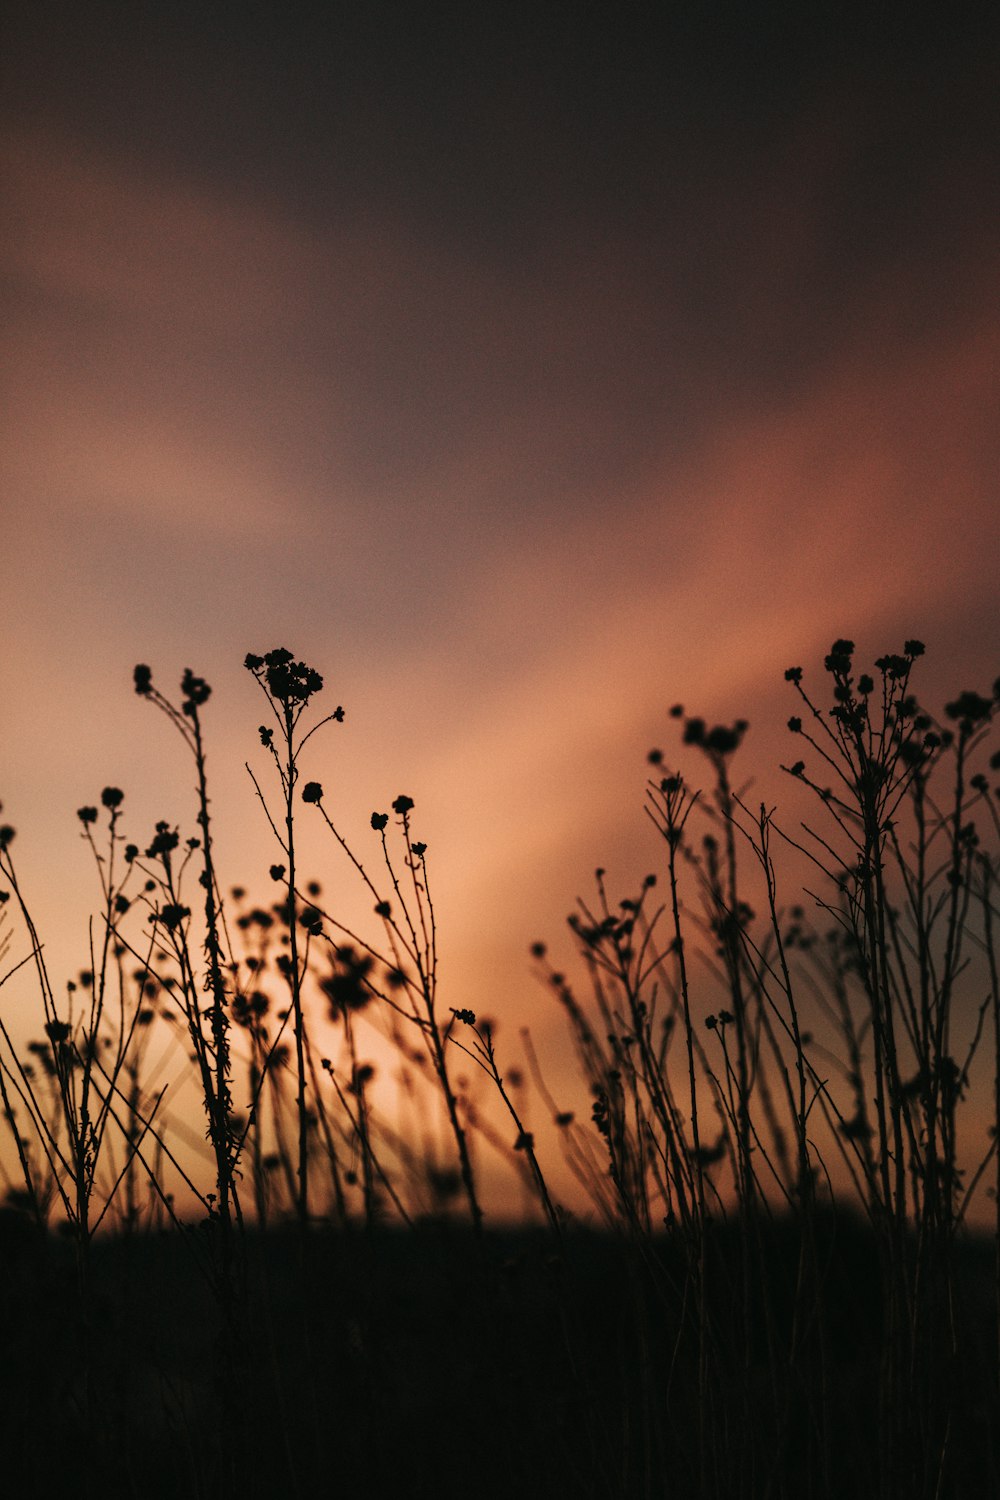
[1, 1212, 996, 1500]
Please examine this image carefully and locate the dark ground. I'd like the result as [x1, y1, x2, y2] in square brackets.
[1, 1209, 995, 1499]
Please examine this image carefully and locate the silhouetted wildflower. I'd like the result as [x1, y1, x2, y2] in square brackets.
[158, 904, 190, 931]
[133, 664, 153, 695]
[269, 864, 286, 881]
[302, 781, 323, 803]
[180, 669, 211, 710]
[825, 643, 853, 674]
[320, 947, 375, 1015]
[784, 667, 802, 683]
[411, 841, 427, 857]
[248, 647, 325, 706]
[392, 794, 414, 815]
[146, 823, 178, 858]
[451, 1008, 476, 1025]
[371, 812, 388, 831]
[875, 654, 910, 681]
[705, 722, 745, 755]
[77, 806, 98, 825]
[788, 717, 802, 733]
[945, 691, 992, 727]
[101, 786, 124, 809]
[259, 726, 273, 748]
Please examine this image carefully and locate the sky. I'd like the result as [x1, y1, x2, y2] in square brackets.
[2, 4, 999, 1216]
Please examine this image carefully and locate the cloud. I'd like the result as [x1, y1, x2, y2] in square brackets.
[2, 69, 997, 1218]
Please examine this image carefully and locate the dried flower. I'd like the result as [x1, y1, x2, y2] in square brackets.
[146, 823, 179, 859]
[158, 904, 190, 931]
[945, 691, 992, 726]
[180, 669, 211, 709]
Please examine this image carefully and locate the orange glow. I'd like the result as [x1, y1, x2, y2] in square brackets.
[2, 19, 998, 1227]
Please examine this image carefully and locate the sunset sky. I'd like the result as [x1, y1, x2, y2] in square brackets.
[2, 6, 998, 1212]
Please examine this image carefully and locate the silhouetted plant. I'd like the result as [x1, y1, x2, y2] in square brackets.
[302, 780, 485, 1237]
[133, 665, 246, 1320]
[0, 636, 997, 1500]
[245, 648, 342, 1229]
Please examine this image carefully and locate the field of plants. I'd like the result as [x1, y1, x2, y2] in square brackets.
[1, 639, 997, 1498]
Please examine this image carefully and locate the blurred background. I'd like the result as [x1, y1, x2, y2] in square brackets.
[2, 3, 998, 1217]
